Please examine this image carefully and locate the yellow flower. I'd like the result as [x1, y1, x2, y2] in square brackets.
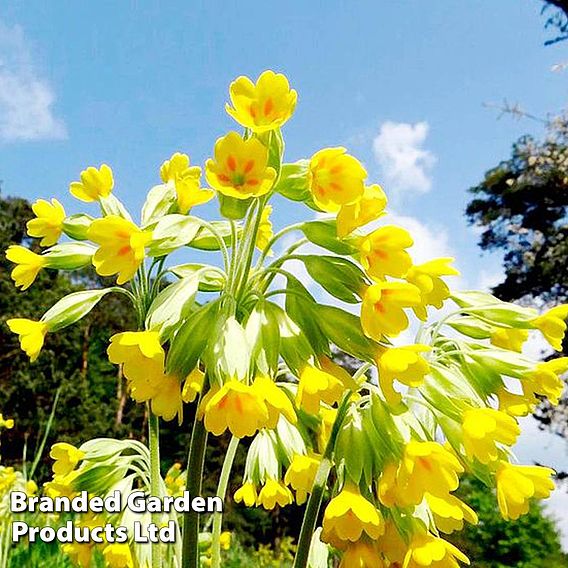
[257, 478, 294, 509]
[425, 492, 478, 534]
[378, 521, 407, 566]
[496, 461, 555, 520]
[403, 533, 469, 568]
[70, 164, 114, 202]
[234, 481, 258, 507]
[490, 328, 529, 352]
[160, 152, 214, 214]
[219, 531, 232, 551]
[6, 245, 48, 290]
[462, 408, 520, 464]
[26, 198, 66, 246]
[7, 318, 49, 362]
[103, 543, 134, 568]
[405, 258, 460, 321]
[252, 376, 297, 428]
[322, 483, 384, 547]
[225, 70, 297, 133]
[376, 344, 430, 406]
[531, 304, 568, 351]
[496, 387, 538, 417]
[255, 205, 273, 254]
[205, 132, 276, 199]
[284, 454, 320, 504]
[181, 367, 206, 403]
[296, 364, 344, 415]
[361, 281, 421, 340]
[308, 148, 366, 213]
[201, 380, 269, 438]
[50, 442, 85, 476]
[522, 358, 568, 405]
[359, 225, 413, 280]
[317, 407, 337, 452]
[62, 542, 94, 568]
[43, 471, 79, 499]
[340, 539, 384, 568]
[151, 373, 183, 423]
[0, 414, 14, 429]
[88, 215, 152, 284]
[336, 184, 387, 238]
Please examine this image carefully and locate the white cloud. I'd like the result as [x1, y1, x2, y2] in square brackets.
[0, 20, 66, 142]
[373, 121, 436, 196]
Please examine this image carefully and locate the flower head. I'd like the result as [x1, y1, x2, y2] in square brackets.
[522, 358, 568, 405]
[308, 148, 366, 212]
[103, 543, 134, 568]
[150, 373, 183, 423]
[205, 132, 276, 199]
[181, 367, 206, 404]
[403, 533, 469, 568]
[252, 376, 296, 428]
[0, 414, 14, 429]
[340, 539, 384, 568]
[496, 387, 538, 417]
[359, 225, 413, 280]
[255, 205, 274, 254]
[219, 531, 232, 551]
[490, 328, 529, 352]
[257, 478, 294, 509]
[425, 492, 478, 534]
[160, 152, 214, 214]
[26, 198, 66, 247]
[496, 461, 555, 520]
[361, 281, 421, 340]
[70, 164, 114, 202]
[226, 70, 297, 133]
[88, 216, 152, 284]
[336, 184, 387, 238]
[6, 245, 48, 290]
[284, 454, 320, 504]
[50, 442, 85, 476]
[62, 542, 94, 568]
[7, 318, 49, 361]
[531, 304, 568, 351]
[234, 481, 258, 507]
[296, 364, 345, 415]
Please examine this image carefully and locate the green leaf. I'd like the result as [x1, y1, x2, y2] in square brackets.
[146, 214, 201, 257]
[189, 221, 236, 251]
[141, 183, 176, 226]
[169, 263, 226, 292]
[273, 161, 310, 201]
[299, 219, 358, 255]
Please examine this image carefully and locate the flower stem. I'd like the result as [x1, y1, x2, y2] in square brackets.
[182, 414, 209, 568]
[210, 436, 240, 568]
[148, 408, 162, 568]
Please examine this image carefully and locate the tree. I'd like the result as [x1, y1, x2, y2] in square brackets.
[541, 1, 568, 45]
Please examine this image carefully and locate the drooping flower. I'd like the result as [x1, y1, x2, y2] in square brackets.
[6, 245, 48, 290]
[317, 407, 337, 452]
[50, 442, 85, 476]
[160, 152, 214, 214]
[359, 225, 413, 280]
[181, 367, 206, 404]
[496, 387, 538, 417]
[219, 531, 232, 551]
[0, 414, 14, 429]
[205, 132, 276, 199]
[522, 358, 568, 405]
[6, 318, 49, 362]
[234, 481, 258, 507]
[296, 364, 345, 414]
[26, 198, 66, 246]
[257, 478, 294, 509]
[88, 215, 152, 284]
[255, 204, 274, 254]
[340, 539, 384, 568]
[461, 408, 520, 464]
[361, 281, 421, 340]
[284, 453, 320, 504]
[308, 147, 366, 212]
[200, 380, 269, 438]
[103, 543, 134, 568]
[403, 533, 470, 568]
[225, 70, 297, 133]
[322, 482, 385, 547]
[252, 376, 296, 428]
[405, 258, 460, 320]
[336, 184, 387, 238]
[425, 492, 478, 534]
[378, 521, 407, 566]
[69, 164, 114, 202]
[495, 461, 555, 520]
[62, 541, 94, 568]
[376, 344, 430, 406]
[150, 373, 183, 423]
[530, 304, 568, 351]
[490, 328, 529, 352]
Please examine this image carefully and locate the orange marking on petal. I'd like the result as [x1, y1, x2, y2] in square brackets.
[329, 182, 341, 191]
[373, 302, 385, 314]
[244, 159, 255, 173]
[218, 174, 230, 183]
[246, 178, 259, 186]
[330, 165, 343, 174]
[227, 155, 237, 172]
[117, 245, 131, 257]
[249, 105, 257, 118]
[264, 98, 273, 116]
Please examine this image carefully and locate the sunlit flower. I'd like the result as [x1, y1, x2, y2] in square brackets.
[252, 376, 296, 428]
[62, 542, 94, 568]
[257, 478, 294, 509]
[495, 461, 555, 520]
[308, 147, 366, 212]
[359, 225, 413, 280]
[88, 215, 152, 284]
[378, 520, 407, 566]
[103, 543, 134, 568]
[336, 184, 387, 238]
[490, 328, 529, 352]
[151, 373, 183, 423]
[26, 198, 66, 246]
[6, 318, 49, 362]
[255, 204, 274, 254]
[70, 164, 114, 202]
[234, 481, 258, 507]
[6, 245, 48, 290]
[425, 492, 478, 534]
[284, 454, 320, 504]
[361, 281, 421, 340]
[219, 531, 232, 551]
[160, 152, 214, 214]
[340, 539, 384, 568]
[205, 132, 276, 199]
[225, 70, 297, 133]
[496, 386, 538, 417]
[50, 442, 85, 476]
[43, 471, 79, 500]
[0, 414, 14, 429]
[296, 364, 345, 414]
[531, 304, 568, 351]
[522, 358, 568, 405]
[403, 533, 469, 568]
[181, 367, 206, 403]
[317, 407, 337, 452]
[405, 258, 460, 320]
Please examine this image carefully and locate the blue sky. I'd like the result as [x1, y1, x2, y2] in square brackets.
[2, 0, 568, 544]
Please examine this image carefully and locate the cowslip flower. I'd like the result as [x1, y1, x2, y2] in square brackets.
[257, 478, 294, 509]
[103, 543, 134, 568]
[308, 147, 366, 212]
[376, 344, 430, 406]
[378, 521, 407, 566]
[522, 358, 568, 405]
[495, 461, 555, 520]
[405, 258, 459, 320]
[6, 318, 49, 362]
[160, 152, 214, 214]
[50, 443, 85, 476]
[88, 216, 152, 284]
[255, 204, 274, 254]
[205, 132, 276, 199]
[219, 531, 232, 551]
[321, 482, 384, 547]
[490, 328, 529, 352]
[26, 198, 66, 246]
[340, 539, 384, 568]
[181, 367, 206, 404]
[150, 373, 183, 423]
[530, 304, 568, 351]
[225, 70, 297, 133]
[200, 380, 269, 438]
[70, 164, 114, 202]
[234, 481, 258, 507]
[296, 364, 345, 415]
[0, 414, 14, 429]
[462, 408, 520, 464]
[359, 225, 413, 280]
[361, 281, 421, 340]
[317, 407, 337, 452]
[6, 245, 48, 290]
[496, 387, 538, 417]
[62, 541, 94, 568]
[403, 533, 469, 568]
[426, 492, 478, 534]
[284, 454, 320, 504]
[252, 376, 296, 428]
[337, 184, 387, 238]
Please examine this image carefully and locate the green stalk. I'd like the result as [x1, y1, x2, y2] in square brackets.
[210, 436, 240, 568]
[182, 414, 209, 568]
[148, 408, 162, 568]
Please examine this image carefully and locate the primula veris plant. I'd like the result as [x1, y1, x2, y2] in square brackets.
[5, 70, 568, 568]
